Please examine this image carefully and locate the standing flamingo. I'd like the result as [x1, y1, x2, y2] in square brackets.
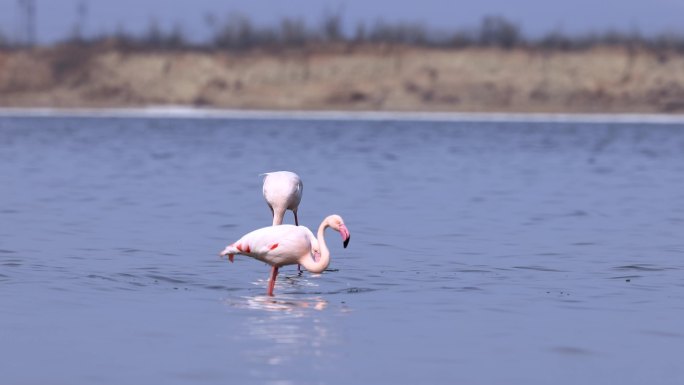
[262, 171, 303, 226]
[219, 215, 351, 296]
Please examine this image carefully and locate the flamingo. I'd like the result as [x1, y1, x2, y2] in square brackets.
[219, 214, 351, 296]
[262, 171, 303, 226]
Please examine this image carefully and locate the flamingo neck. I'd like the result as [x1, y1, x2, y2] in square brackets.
[299, 218, 331, 273]
[272, 208, 285, 226]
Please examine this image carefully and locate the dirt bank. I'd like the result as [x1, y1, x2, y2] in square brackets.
[1, 46, 683, 113]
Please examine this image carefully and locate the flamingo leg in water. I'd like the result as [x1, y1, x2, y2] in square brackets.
[267, 265, 279, 296]
[294, 211, 301, 272]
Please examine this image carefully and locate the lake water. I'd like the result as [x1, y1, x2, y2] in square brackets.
[2, 115, 684, 384]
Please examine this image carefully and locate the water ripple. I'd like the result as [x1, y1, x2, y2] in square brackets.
[86, 274, 117, 282]
[147, 274, 188, 284]
[614, 264, 672, 272]
[513, 265, 565, 272]
[550, 346, 593, 356]
[2, 259, 22, 267]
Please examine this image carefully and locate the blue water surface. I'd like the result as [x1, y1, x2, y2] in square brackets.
[1, 116, 684, 384]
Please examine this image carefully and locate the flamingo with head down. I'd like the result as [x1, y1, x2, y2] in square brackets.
[219, 214, 350, 296]
[261, 171, 303, 226]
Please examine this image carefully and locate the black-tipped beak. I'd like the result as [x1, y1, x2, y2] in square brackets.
[339, 224, 350, 248]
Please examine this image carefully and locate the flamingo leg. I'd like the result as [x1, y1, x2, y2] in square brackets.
[267, 265, 279, 296]
[292, 210, 302, 273]
[294, 211, 301, 272]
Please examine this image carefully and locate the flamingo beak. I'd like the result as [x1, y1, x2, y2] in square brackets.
[340, 224, 350, 248]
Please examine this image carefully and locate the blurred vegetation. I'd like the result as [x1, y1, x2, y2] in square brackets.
[1, 12, 684, 53]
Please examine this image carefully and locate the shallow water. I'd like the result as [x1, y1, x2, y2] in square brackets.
[1, 116, 684, 384]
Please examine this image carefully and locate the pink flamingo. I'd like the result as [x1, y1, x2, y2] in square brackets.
[219, 215, 351, 296]
[262, 171, 303, 226]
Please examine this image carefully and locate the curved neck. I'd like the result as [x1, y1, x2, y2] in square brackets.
[299, 219, 331, 273]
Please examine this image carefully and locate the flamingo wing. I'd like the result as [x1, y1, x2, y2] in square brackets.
[223, 225, 314, 267]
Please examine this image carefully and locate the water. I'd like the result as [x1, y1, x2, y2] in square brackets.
[2, 116, 684, 384]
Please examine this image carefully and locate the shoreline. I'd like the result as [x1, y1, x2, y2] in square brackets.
[1, 106, 684, 124]
[2, 47, 684, 115]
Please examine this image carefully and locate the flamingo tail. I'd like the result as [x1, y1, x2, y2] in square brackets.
[219, 244, 240, 262]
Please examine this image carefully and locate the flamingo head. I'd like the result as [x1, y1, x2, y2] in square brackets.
[328, 214, 351, 248]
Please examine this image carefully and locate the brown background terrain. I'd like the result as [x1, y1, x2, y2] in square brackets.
[1, 46, 684, 113]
